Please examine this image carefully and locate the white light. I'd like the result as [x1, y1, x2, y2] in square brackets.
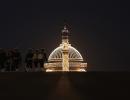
[77, 69, 86, 72]
[46, 69, 53, 72]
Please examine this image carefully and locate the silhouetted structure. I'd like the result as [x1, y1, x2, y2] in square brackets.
[0, 48, 48, 72]
[38, 49, 47, 71]
[33, 49, 39, 69]
[6, 49, 13, 71]
[0, 49, 6, 71]
[25, 49, 33, 71]
[13, 48, 22, 71]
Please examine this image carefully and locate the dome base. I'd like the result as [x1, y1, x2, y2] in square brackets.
[44, 62, 87, 72]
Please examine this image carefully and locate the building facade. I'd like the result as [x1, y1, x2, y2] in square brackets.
[44, 25, 87, 72]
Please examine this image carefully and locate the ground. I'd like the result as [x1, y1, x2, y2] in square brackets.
[0, 72, 129, 100]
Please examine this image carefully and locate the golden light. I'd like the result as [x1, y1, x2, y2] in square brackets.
[46, 69, 54, 72]
[44, 25, 87, 72]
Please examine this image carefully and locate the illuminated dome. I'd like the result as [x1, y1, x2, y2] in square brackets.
[48, 45, 83, 62]
[44, 25, 87, 72]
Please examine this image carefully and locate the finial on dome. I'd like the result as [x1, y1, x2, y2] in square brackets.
[62, 25, 69, 33]
[63, 19, 70, 30]
[61, 24, 69, 44]
[64, 25, 67, 30]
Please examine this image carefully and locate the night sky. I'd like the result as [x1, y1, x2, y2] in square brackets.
[0, 0, 130, 71]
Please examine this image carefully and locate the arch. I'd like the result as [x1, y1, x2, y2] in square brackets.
[48, 45, 83, 62]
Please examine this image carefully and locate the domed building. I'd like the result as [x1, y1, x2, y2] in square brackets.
[44, 25, 87, 72]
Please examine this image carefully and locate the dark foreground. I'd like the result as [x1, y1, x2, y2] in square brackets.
[0, 72, 129, 100]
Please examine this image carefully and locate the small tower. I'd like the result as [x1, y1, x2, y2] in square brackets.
[62, 25, 69, 44]
[61, 25, 70, 71]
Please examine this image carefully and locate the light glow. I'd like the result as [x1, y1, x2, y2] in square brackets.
[44, 25, 87, 72]
[46, 69, 53, 72]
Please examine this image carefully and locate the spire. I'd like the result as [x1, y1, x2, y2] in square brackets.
[62, 19, 70, 33]
[62, 25, 69, 33]
[61, 25, 70, 44]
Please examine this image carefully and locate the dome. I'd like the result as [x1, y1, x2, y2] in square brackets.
[48, 45, 83, 62]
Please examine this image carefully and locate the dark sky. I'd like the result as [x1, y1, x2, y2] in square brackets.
[0, 0, 130, 71]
